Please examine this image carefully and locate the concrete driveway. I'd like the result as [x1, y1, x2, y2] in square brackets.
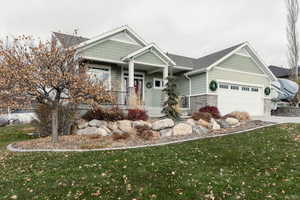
[253, 116, 300, 124]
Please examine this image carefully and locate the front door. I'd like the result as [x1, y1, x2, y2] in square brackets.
[124, 77, 144, 103]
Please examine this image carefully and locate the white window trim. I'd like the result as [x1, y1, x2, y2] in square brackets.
[153, 78, 164, 89]
[88, 65, 112, 90]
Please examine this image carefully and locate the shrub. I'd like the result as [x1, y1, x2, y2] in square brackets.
[127, 109, 149, 121]
[82, 107, 125, 121]
[225, 111, 251, 121]
[199, 106, 221, 119]
[136, 125, 154, 140]
[192, 112, 212, 122]
[34, 104, 77, 137]
[112, 133, 130, 141]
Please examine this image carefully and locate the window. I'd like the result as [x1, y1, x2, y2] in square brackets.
[230, 85, 239, 90]
[242, 87, 250, 91]
[88, 67, 111, 89]
[251, 88, 259, 92]
[220, 84, 229, 89]
[153, 78, 163, 89]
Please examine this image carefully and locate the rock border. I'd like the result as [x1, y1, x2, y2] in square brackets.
[7, 123, 278, 153]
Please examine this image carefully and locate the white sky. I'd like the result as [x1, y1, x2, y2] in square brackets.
[0, 0, 294, 67]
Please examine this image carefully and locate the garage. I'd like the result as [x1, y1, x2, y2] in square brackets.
[217, 82, 264, 116]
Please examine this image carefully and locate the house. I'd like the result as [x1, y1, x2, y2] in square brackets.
[53, 25, 277, 117]
[269, 65, 299, 78]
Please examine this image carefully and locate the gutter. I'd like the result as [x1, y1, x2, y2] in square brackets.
[185, 68, 208, 76]
[184, 73, 192, 109]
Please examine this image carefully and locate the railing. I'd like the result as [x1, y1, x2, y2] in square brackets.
[178, 96, 190, 109]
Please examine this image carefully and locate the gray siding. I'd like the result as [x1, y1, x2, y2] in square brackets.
[135, 51, 166, 66]
[176, 75, 190, 96]
[191, 73, 207, 95]
[80, 39, 141, 61]
[218, 54, 264, 74]
[144, 73, 163, 107]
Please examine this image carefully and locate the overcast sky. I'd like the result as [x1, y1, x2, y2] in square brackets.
[0, 0, 293, 67]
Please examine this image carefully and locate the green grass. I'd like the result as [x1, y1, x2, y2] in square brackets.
[0, 124, 300, 199]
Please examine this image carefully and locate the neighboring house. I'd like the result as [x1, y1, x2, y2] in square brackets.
[53, 25, 277, 117]
[269, 65, 300, 78]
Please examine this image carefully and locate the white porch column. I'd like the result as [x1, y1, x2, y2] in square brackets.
[128, 59, 135, 108]
[163, 65, 169, 86]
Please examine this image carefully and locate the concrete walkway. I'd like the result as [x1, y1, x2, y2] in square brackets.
[253, 116, 300, 124]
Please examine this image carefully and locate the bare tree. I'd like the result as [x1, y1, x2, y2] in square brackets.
[287, 0, 300, 80]
[0, 36, 113, 143]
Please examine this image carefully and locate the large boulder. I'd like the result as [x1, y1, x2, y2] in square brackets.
[211, 118, 221, 130]
[78, 121, 88, 129]
[193, 125, 209, 135]
[108, 122, 124, 134]
[118, 120, 134, 133]
[152, 119, 174, 131]
[160, 128, 173, 137]
[217, 120, 230, 129]
[225, 117, 240, 126]
[76, 127, 110, 136]
[186, 118, 196, 126]
[132, 120, 152, 129]
[88, 120, 107, 127]
[0, 118, 9, 127]
[197, 119, 211, 129]
[173, 123, 193, 136]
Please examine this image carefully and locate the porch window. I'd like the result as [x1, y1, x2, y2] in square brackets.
[87, 67, 111, 89]
[153, 78, 163, 89]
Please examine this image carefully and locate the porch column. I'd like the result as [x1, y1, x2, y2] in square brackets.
[163, 65, 169, 86]
[128, 59, 135, 108]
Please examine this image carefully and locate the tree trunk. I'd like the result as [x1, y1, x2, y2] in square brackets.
[51, 107, 59, 143]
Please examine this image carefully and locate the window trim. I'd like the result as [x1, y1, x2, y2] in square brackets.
[88, 65, 112, 90]
[153, 78, 164, 89]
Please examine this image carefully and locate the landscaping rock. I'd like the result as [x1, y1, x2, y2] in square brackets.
[88, 120, 107, 127]
[152, 131, 161, 139]
[108, 122, 124, 134]
[118, 120, 134, 133]
[152, 118, 174, 131]
[132, 120, 152, 129]
[197, 119, 210, 129]
[217, 120, 230, 129]
[211, 118, 221, 130]
[186, 118, 196, 126]
[173, 123, 193, 136]
[78, 121, 88, 129]
[160, 128, 173, 137]
[226, 117, 239, 126]
[76, 127, 109, 136]
[100, 126, 112, 135]
[0, 118, 9, 127]
[193, 125, 209, 135]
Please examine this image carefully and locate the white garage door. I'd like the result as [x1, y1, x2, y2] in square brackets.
[218, 82, 264, 116]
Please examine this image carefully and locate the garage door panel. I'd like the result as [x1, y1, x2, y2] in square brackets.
[218, 83, 263, 116]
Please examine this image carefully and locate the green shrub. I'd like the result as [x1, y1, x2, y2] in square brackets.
[34, 104, 77, 137]
[192, 112, 212, 122]
[82, 107, 125, 121]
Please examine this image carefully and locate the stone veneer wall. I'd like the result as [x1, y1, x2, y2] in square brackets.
[190, 94, 218, 113]
[272, 106, 300, 117]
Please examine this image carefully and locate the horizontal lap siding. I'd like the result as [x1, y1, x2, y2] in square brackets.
[219, 54, 265, 74]
[81, 40, 141, 61]
[191, 73, 207, 95]
[135, 51, 166, 66]
[208, 68, 270, 87]
[176, 75, 190, 96]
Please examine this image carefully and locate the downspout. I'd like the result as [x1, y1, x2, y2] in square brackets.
[184, 73, 192, 109]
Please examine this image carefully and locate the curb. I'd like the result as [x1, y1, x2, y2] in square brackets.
[7, 123, 278, 153]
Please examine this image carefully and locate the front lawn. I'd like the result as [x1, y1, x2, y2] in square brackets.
[0, 124, 300, 199]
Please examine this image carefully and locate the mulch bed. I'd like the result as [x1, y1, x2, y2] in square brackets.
[12, 120, 274, 150]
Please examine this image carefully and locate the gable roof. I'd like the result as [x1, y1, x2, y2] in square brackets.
[122, 43, 176, 65]
[167, 53, 197, 68]
[53, 32, 88, 48]
[268, 65, 300, 78]
[194, 43, 245, 70]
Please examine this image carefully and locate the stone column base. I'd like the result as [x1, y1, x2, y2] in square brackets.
[190, 94, 218, 113]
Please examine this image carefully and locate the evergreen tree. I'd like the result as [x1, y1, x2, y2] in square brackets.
[162, 76, 180, 120]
